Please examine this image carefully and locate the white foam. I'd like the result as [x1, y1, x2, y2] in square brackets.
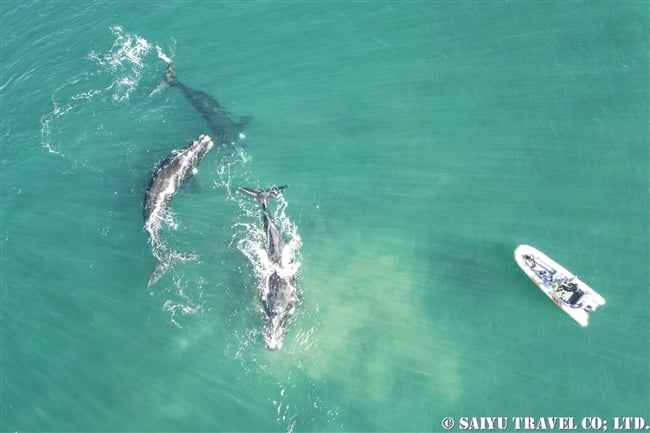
[161, 276, 207, 328]
[156, 45, 172, 64]
[163, 296, 203, 329]
[40, 25, 156, 156]
[39, 98, 70, 156]
[94, 25, 152, 71]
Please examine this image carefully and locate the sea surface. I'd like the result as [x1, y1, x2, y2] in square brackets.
[1, 2, 648, 432]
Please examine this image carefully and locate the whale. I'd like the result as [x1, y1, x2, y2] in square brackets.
[154, 62, 252, 149]
[144, 134, 214, 286]
[238, 185, 299, 350]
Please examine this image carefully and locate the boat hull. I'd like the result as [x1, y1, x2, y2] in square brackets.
[514, 245, 605, 326]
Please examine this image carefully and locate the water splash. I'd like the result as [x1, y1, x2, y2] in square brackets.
[39, 92, 72, 156]
[84, 25, 152, 102]
[155, 45, 173, 64]
[162, 277, 206, 328]
[234, 192, 302, 281]
[86, 25, 151, 99]
[40, 25, 155, 155]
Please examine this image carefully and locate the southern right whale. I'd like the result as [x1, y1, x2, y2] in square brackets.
[144, 134, 214, 286]
[238, 185, 300, 350]
[155, 62, 252, 149]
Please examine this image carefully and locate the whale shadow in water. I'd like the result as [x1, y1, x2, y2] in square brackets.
[152, 62, 253, 153]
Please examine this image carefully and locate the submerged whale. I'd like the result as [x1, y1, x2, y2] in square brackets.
[238, 185, 299, 350]
[154, 62, 252, 149]
[144, 134, 214, 286]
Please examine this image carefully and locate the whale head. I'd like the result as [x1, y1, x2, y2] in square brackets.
[264, 306, 295, 351]
[263, 272, 297, 351]
[163, 61, 177, 85]
[265, 318, 284, 351]
[189, 134, 214, 162]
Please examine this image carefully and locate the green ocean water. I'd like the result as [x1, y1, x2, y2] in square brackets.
[1, 1, 648, 431]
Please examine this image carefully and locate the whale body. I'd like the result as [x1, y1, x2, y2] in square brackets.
[156, 62, 252, 149]
[238, 185, 299, 350]
[144, 134, 214, 286]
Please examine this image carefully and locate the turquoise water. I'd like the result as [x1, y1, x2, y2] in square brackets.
[1, 1, 648, 431]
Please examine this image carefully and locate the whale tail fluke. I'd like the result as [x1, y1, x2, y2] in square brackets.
[147, 248, 199, 287]
[238, 185, 287, 206]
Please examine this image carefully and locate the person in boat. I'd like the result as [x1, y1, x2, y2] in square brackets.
[538, 269, 553, 285]
[552, 275, 577, 292]
[561, 281, 578, 292]
[550, 280, 563, 298]
[549, 276, 583, 307]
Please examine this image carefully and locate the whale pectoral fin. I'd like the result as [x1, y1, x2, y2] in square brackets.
[148, 260, 171, 287]
[148, 80, 170, 98]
